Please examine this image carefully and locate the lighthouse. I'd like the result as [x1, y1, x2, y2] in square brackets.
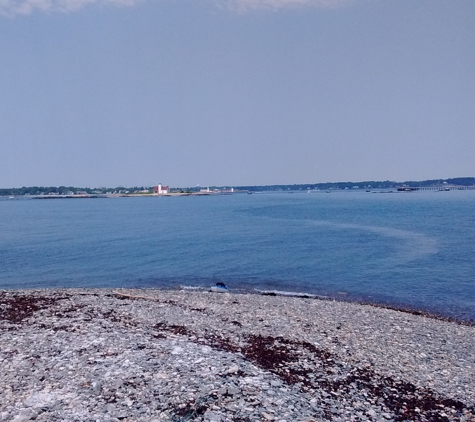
[153, 184, 169, 195]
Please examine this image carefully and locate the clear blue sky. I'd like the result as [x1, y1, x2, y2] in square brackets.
[1, 0, 474, 188]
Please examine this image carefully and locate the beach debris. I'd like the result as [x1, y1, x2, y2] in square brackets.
[210, 282, 229, 293]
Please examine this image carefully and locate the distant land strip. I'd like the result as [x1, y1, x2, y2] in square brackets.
[1, 177, 475, 197]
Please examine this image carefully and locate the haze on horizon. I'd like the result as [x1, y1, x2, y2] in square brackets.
[1, 0, 474, 188]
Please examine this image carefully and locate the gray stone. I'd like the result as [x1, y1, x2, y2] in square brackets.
[0, 288, 473, 422]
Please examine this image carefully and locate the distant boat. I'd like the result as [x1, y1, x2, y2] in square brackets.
[210, 282, 229, 293]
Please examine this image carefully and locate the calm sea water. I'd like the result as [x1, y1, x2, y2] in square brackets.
[1, 191, 474, 321]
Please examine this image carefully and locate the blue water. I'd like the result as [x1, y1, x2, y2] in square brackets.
[1, 191, 474, 321]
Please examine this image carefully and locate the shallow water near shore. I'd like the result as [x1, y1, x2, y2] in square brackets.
[1, 190, 474, 321]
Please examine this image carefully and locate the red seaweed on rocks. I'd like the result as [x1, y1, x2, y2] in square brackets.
[153, 322, 475, 421]
[154, 322, 190, 336]
[239, 337, 473, 421]
[4, 293, 473, 421]
[0, 293, 65, 325]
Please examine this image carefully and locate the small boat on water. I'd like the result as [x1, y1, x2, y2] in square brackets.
[210, 282, 229, 293]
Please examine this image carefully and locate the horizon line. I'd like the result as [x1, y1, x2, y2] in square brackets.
[2, 176, 475, 191]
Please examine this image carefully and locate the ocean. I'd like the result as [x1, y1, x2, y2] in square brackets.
[1, 190, 474, 321]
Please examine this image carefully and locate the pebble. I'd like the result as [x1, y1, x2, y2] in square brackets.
[0, 288, 474, 421]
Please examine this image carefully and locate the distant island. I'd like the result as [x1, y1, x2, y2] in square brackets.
[1, 177, 475, 197]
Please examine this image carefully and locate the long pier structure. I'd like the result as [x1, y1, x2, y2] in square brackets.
[397, 186, 475, 191]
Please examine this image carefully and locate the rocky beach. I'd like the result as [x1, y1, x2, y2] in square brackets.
[1, 288, 474, 422]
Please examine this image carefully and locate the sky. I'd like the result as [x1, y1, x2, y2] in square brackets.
[1, 0, 474, 188]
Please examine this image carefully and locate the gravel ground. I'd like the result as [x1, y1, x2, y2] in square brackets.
[0, 288, 474, 422]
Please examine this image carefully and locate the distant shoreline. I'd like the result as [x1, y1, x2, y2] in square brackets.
[3, 187, 475, 200]
[2, 176, 475, 197]
[23, 192, 219, 199]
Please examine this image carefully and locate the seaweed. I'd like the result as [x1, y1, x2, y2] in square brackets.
[0, 294, 61, 324]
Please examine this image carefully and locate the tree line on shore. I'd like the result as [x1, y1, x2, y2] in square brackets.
[237, 177, 475, 192]
[1, 177, 475, 196]
[0, 186, 148, 196]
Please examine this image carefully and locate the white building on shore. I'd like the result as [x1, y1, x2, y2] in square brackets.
[153, 184, 169, 195]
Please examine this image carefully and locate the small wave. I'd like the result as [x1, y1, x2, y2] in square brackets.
[255, 289, 329, 299]
[179, 285, 208, 291]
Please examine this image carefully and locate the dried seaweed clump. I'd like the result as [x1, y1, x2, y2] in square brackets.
[0, 293, 60, 324]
